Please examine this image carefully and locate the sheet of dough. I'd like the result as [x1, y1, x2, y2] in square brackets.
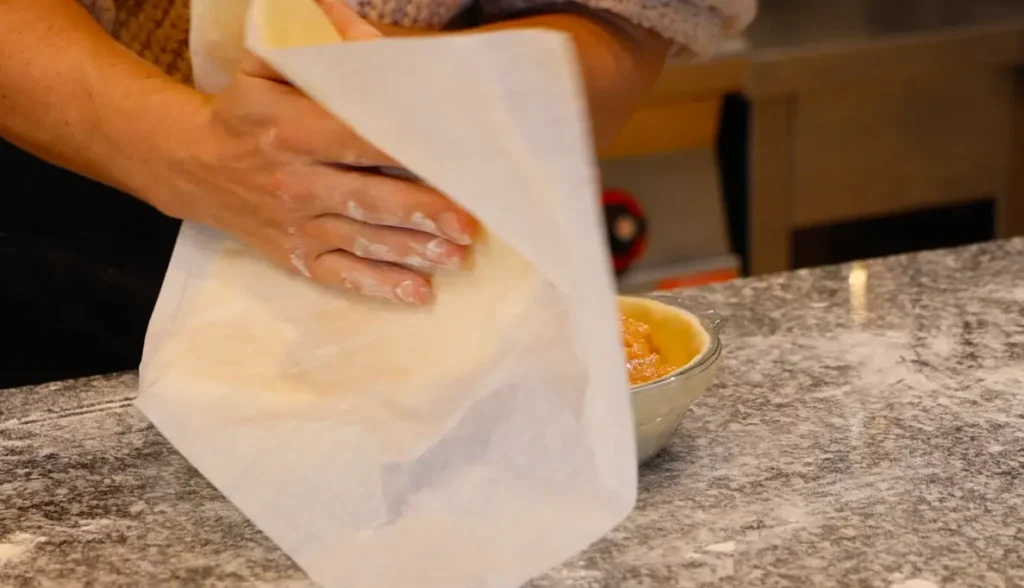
[143, 231, 541, 461]
[138, 1, 637, 586]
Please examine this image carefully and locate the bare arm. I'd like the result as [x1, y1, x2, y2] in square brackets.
[0, 0, 205, 209]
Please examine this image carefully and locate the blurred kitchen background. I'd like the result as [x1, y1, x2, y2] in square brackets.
[605, 0, 1024, 292]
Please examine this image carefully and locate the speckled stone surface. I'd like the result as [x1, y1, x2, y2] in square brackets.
[3, 239, 1023, 587]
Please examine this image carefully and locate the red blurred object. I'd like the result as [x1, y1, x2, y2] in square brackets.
[655, 268, 738, 290]
[602, 188, 648, 274]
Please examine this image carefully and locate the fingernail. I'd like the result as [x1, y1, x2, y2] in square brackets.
[424, 237, 462, 270]
[409, 211, 440, 235]
[438, 212, 471, 245]
[395, 280, 432, 305]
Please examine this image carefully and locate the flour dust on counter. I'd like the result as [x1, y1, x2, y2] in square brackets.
[529, 238, 1024, 587]
[0, 374, 313, 586]
[3, 239, 1024, 587]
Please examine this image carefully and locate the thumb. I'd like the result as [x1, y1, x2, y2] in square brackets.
[318, 0, 383, 41]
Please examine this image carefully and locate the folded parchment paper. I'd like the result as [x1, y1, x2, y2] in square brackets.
[137, 1, 636, 586]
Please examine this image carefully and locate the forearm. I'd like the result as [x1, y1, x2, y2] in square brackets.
[0, 0, 205, 206]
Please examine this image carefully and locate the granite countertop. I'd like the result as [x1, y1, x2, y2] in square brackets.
[3, 238, 1023, 587]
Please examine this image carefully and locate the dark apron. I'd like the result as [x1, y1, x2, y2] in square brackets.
[0, 140, 180, 388]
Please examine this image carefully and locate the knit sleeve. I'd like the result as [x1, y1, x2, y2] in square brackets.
[78, 0, 117, 32]
[480, 0, 756, 58]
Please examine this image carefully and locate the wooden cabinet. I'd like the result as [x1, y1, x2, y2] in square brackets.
[745, 26, 1024, 274]
[790, 72, 1013, 229]
[599, 20, 1024, 279]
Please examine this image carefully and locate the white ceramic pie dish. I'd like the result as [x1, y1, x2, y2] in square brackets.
[619, 294, 724, 464]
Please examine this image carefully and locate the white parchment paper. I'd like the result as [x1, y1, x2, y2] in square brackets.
[137, 1, 636, 586]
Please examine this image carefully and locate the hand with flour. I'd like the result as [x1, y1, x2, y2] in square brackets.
[146, 0, 476, 305]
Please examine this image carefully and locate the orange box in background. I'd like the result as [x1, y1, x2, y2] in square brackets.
[655, 268, 738, 291]
[617, 254, 741, 294]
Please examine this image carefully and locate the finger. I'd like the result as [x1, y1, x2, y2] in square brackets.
[303, 214, 467, 271]
[299, 165, 479, 244]
[317, 0, 384, 41]
[253, 82, 396, 166]
[308, 249, 434, 305]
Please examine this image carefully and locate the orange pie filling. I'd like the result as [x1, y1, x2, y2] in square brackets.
[621, 315, 681, 386]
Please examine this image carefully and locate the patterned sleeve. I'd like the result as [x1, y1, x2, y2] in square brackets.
[480, 0, 756, 57]
[78, 0, 117, 32]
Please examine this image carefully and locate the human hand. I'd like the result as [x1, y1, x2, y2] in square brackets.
[146, 0, 475, 305]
